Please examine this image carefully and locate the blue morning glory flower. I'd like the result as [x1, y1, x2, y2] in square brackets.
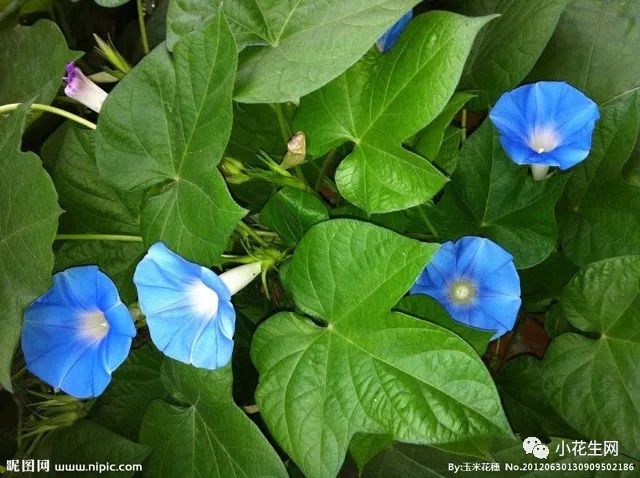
[410, 236, 521, 339]
[489, 81, 599, 180]
[376, 10, 412, 52]
[134, 243, 261, 370]
[21, 266, 136, 399]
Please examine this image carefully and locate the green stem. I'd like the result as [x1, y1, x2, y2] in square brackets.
[235, 222, 269, 248]
[271, 103, 292, 143]
[292, 165, 309, 187]
[282, 176, 311, 191]
[0, 0, 27, 21]
[24, 432, 44, 457]
[136, 0, 150, 55]
[315, 149, 337, 191]
[252, 170, 310, 192]
[55, 234, 143, 242]
[0, 103, 96, 130]
[406, 232, 436, 242]
[418, 207, 440, 241]
[461, 108, 467, 142]
[14, 395, 24, 452]
[12, 366, 26, 380]
[269, 104, 312, 188]
[220, 254, 259, 265]
[254, 230, 280, 238]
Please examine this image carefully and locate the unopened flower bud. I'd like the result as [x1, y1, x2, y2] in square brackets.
[220, 157, 250, 184]
[280, 131, 306, 169]
[93, 34, 131, 75]
[64, 63, 108, 113]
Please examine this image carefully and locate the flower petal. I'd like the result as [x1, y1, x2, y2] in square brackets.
[64, 63, 108, 113]
[411, 236, 521, 339]
[39, 266, 101, 310]
[101, 331, 134, 374]
[190, 319, 234, 370]
[455, 236, 515, 282]
[201, 267, 232, 302]
[523, 81, 564, 128]
[477, 295, 521, 339]
[217, 300, 236, 340]
[552, 83, 600, 136]
[22, 309, 108, 398]
[545, 143, 591, 170]
[414, 241, 456, 285]
[490, 91, 531, 141]
[134, 242, 236, 370]
[138, 242, 201, 286]
[104, 301, 137, 337]
[498, 135, 544, 166]
[490, 81, 599, 170]
[59, 342, 112, 398]
[22, 266, 134, 398]
[376, 10, 413, 52]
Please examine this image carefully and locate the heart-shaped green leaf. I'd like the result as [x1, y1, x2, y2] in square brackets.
[396, 295, 493, 355]
[166, 0, 422, 103]
[294, 12, 494, 213]
[412, 92, 473, 161]
[260, 187, 329, 245]
[432, 126, 464, 175]
[558, 94, 640, 266]
[497, 355, 574, 439]
[252, 219, 511, 477]
[53, 126, 142, 235]
[348, 433, 393, 473]
[543, 256, 640, 458]
[90, 346, 165, 440]
[454, 0, 569, 109]
[96, 14, 245, 265]
[30, 420, 150, 477]
[227, 103, 291, 163]
[140, 360, 287, 477]
[0, 105, 59, 391]
[519, 252, 577, 312]
[430, 120, 566, 268]
[529, 0, 640, 105]
[48, 125, 145, 302]
[0, 20, 79, 106]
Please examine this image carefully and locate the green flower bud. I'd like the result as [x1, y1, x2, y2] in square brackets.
[93, 34, 131, 75]
[220, 157, 250, 184]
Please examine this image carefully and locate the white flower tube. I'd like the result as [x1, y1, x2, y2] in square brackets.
[219, 262, 262, 295]
[64, 63, 108, 113]
[530, 164, 550, 181]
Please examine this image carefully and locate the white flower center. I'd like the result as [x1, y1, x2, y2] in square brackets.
[448, 280, 476, 305]
[81, 310, 110, 340]
[188, 281, 219, 317]
[528, 126, 560, 154]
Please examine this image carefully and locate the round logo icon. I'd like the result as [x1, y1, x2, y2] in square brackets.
[532, 444, 550, 460]
[523, 437, 541, 454]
